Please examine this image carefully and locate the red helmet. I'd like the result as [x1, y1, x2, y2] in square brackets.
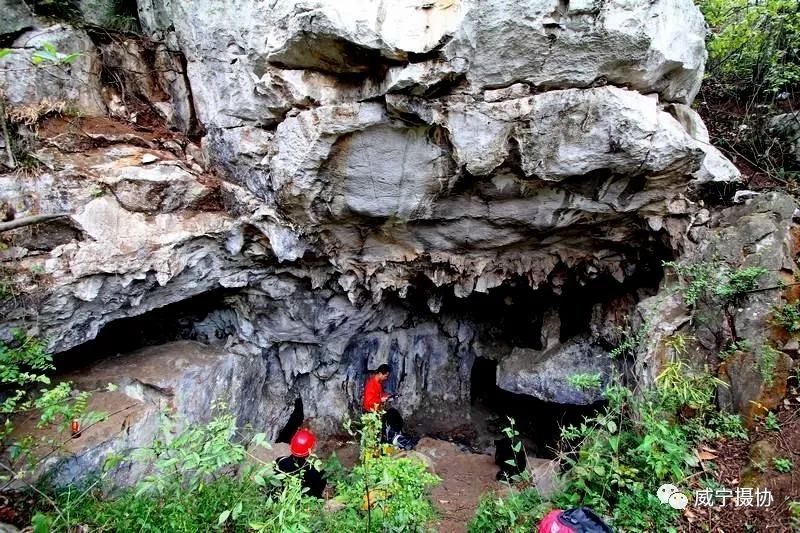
[290, 428, 316, 457]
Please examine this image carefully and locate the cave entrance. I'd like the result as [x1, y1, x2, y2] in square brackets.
[54, 288, 238, 371]
[469, 356, 603, 459]
[276, 398, 304, 443]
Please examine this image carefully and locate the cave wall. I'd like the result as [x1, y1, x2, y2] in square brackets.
[1, 0, 797, 485]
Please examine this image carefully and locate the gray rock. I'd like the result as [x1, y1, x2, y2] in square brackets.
[443, 0, 706, 103]
[768, 112, 800, 165]
[264, 0, 463, 72]
[0, 25, 105, 116]
[733, 190, 760, 204]
[497, 337, 613, 404]
[443, 87, 705, 180]
[0, 0, 35, 37]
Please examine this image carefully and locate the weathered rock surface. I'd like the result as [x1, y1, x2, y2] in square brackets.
[0, 0, 790, 486]
[13, 341, 270, 487]
[498, 338, 612, 404]
[0, 0, 35, 36]
[634, 193, 800, 423]
[0, 25, 105, 116]
[444, 0, 706, 103]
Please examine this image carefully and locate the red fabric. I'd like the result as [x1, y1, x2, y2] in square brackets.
[538, 510, 566, 533]
[363, 376, 385, 412]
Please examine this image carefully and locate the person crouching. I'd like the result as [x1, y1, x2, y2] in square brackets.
[274, 428, 326, 498]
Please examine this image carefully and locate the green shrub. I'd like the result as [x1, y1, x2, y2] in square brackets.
[333, 412, 440, 531]
[38, 475, 297, 533]
[655, 360, 726, 412]
[34, 410, 440, 532]
[700, 0, 800, 93]
[710, 412, 749, 440]
[567, 373, 602, 391]
[765, 411, 780, 432]
[664, 261, 767, 307]
[758, 345, 782, 387]
[773, 457, 793, 473]
[469, 488, 547, 533]
[789, 500, 800, 530]
[772, 301, 800, 333]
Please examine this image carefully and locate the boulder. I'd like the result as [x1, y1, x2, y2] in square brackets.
[443, 0, 706, 103]
[264, 0, 464, 72]
[0, 0, 35, 37]
[12, 341, 270, 487]
[718, 349, 792, 425]
[497, 337, 613, 404]
[740, 439, 794, 502]
[0, 25, 105, 116]
[444, 86, 705, 180]
[667, 104, 741, 187]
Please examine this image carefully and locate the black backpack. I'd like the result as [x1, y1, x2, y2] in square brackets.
[557, 508, 614, 533]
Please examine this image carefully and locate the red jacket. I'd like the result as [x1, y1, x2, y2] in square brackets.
[363, 376, 386, 412]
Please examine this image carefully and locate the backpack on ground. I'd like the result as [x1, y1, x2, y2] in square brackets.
[537, 507, 613, 533]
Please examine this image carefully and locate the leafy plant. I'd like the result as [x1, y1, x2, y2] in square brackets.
[710, 412, 749, 440]
[663, 260, 717, 306]
[334, 412, 440, 532]
[773, 457, 793, 473]
[35, 410, 282, 532]
[665, 261, 767, 343]
[250, 476, 320, 533]
[788, 500, 800, 530]
[765, 411, 780, 432]
[609, 321, 648, 359]
[469, 488, 547, 533]
[772, 301, 800, 333]
[656, 360, 726, 412]
[568, 373, 602, 391]
[714, 267, 768, 303]
[720, 339, 753, 360]
[665, 333, 694, 357]
[31, 43, 80, 66]
[758, 345, 782, 387]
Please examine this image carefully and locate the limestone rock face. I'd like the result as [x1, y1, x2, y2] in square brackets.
[634, 193, 800, 423]
[15, 341, 269, 487]
[445, 0, 707, 103]
[0, 25, 105, 116]
[0, 0, 35, 36]
[0, 0, 784, 484]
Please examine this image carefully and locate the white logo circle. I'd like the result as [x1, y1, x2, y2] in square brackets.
[657, 483, 679, 504]
[668, 492, 689, 510]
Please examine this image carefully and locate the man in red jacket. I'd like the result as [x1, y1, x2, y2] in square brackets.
[362, 364, 415, 450]
[363, 364, 392, 412]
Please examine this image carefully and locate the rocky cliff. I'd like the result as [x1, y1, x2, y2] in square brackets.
[1, 0, 796, 485]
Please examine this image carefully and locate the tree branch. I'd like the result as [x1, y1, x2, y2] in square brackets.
[0, 213, 71, 233]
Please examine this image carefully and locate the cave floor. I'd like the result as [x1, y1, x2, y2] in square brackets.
[322, 436, 558, 533]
